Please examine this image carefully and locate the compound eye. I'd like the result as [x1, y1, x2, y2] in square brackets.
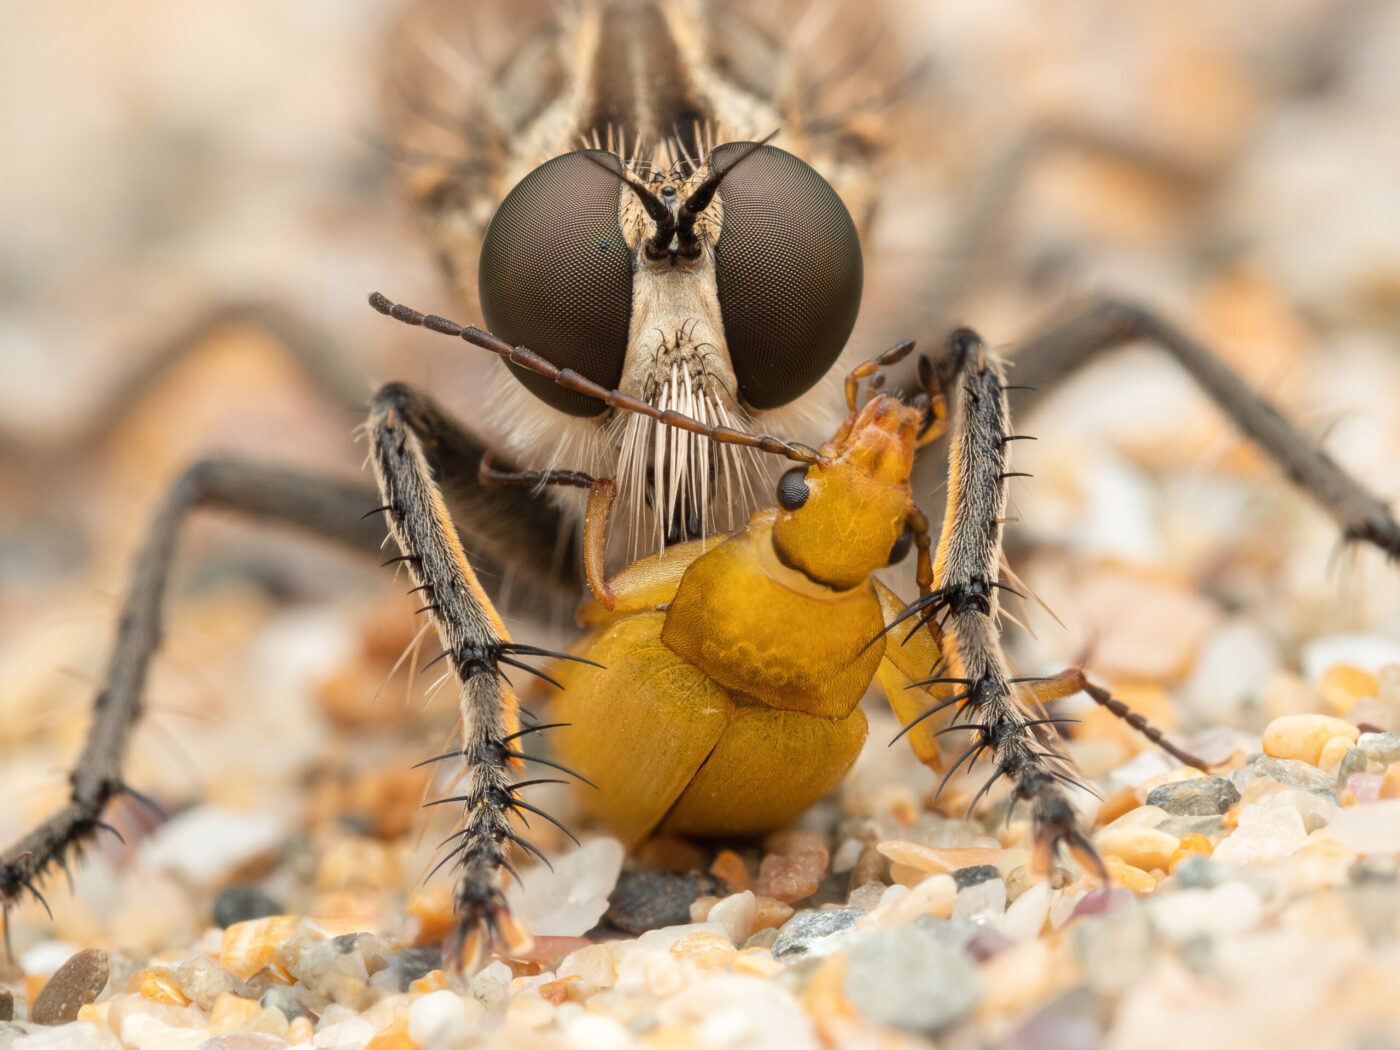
[711, 143, 863, 410]
[776, 466, 810, 511]
[479, 151, 633, 417]
[887, 525, 914, 566]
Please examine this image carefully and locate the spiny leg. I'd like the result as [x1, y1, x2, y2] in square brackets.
[1010, 296, 1400, 558]
[0, 459, 384, 923]
[368, 382, 590, 971]
[894, 329, 1105, 876]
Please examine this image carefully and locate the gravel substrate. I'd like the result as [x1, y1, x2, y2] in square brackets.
[4, 1, 1400, 1048]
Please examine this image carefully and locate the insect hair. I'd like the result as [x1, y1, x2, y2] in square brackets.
[902, 330, 1102, 871]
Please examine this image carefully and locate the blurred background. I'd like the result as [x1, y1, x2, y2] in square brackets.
[2, 0, 1399, 956]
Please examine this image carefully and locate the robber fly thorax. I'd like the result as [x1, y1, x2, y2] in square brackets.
[388, 0, 902, 561]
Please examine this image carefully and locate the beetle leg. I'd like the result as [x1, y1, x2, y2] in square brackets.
[1009, 296, 1400, 559]
[0, 459, 384, 932]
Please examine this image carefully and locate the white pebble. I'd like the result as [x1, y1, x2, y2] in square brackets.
[1150, 882, 1262, 941]
[470, 961, 514, 1005]
[1212, 794, 1308, 865]
[953, 878, 1006, 924]
[312, 1016, 375, 1048]
[1302, 634, 1400, 684]
[18, 940, 83, 978]
[141, 806, 284, 886]
[506, 837, 624, 936]
[999, 881, 1050, 942]
[1185, 618, 1280, 724]
[708, 891, 757, 944]
[1328, 799, 1400, 854]
[13, 1022, 110, 1050]
[1105, 751, 1175, 793]
[408, 990, 474, 1047]
[563, 1013, 632, 1050]
[661, 975, 820, 1050]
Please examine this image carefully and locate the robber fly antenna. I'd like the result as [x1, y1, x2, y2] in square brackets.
[579, 150, 675, 248]
[676, 130, 780, 242]
[368, 293, 826, 466]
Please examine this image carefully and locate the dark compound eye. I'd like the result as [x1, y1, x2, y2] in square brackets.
[711, 143, 863, 410]
[887, 526, 914, 566]
[776, 466, 810, 511]
[478, 151, 633, 417]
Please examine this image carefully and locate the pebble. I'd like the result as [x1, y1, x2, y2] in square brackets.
[212, 886, 285, 929]
[510, 837, 625, 936]
[1301, 634, 1400, 684]
[1262, 714, 1359, 766]
[708, 891, 758, 944]
[557, 944, 618, 997]
[953, 879, 1007, 924]
[771, 909, 865, 961]
[607, 870, 727, 934]
[1328, 799, 1400, 854]
[1357, 732, 1400, 765]
[220, 917, 298, 981]
[661, 975, 819, 1050]
[0, 988, 11, 1022]
[140, 806, 284, 887]
[952, 864, 1000, 888]
[1145, 776, 1241, 816]
[1150, 881, 1262, 940]
[30, 949, 110, 1025]
[709, 850, 752, 893]
[406, 989, 476, 1048]
[1242, 756, 1338, 796]
[844, 922, 981, 1032]
[1000, 881, 1051, 942]
[469, 962, 513, 1006]
[1212, 794, 1309, 864]
[756, 835, 829, 903]
[193, 1033, 293, 1049]
[1096, 826, 1179, 872]
[1184, 617, 1280, 725]
[1319, 664, 1379, 716]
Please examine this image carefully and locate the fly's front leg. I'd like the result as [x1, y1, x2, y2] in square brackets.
[368, 382, 580, 971]
[0, 460, 383, 924]
[1011, 296, 1400, 558]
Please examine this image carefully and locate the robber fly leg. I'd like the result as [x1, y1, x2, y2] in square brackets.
[1010, 297, 1400, 559]
[0, 459, 383, 928]
[369, 382, 587, 971]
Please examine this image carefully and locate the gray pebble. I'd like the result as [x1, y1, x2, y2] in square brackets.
[259, 984, 306, 1021]
[844, 922, 980, 1031]
[393, 946, 442, 991]
[1358, 732, 1400, 765]
[605, 870, 725, 934]
[1172, 855, 1228, 889]
[1245, 756, 1338, 795]
[1339, 747, 1372, 780]
[1156, 815, 1223, 839]
[1145, 776, 1240, 816]
[953, 864, 1000, 888]
[31, 948, 109, 1025]
[772, 908, 866, 961]
[212, 885, 284, 929]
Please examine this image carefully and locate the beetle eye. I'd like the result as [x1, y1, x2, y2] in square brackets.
[478, 151, 633, 417]
[887, 525, 913, 566]
[776, 466, 810, 511]
[710, 143, 863, 411]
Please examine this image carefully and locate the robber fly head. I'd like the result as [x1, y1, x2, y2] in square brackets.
[477, 137, 864, 551]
